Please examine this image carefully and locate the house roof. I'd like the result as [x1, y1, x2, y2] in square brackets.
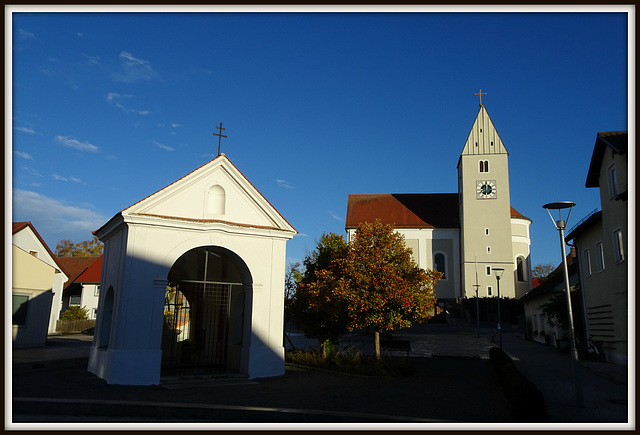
[56, 255, 102, 288]
[519, 250, 577, 302]
[585, 131, 627, 188]
[12, 221, 66, 273]
[565, 210, 602, 242]
[345, 193, 530, 229]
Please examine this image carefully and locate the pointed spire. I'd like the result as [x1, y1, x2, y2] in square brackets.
[459, 104, 508, 156]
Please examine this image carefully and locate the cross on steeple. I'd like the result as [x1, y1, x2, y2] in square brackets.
[213, 122, 227, 156]
[474, 89, 487, 106]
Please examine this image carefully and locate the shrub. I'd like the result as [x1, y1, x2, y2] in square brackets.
[60, 306, 90, 320]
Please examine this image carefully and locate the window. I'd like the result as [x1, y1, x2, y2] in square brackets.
[485, 228, 490, 236]
[92, 308, 98, 319]
[596, 242, 605, 272]
[479, 160, 489, 173]
[613, 229, 624, 263]
[70, 295, 81, 306]
[487, 286, 493, 296]
[608, 164, 617, 199]
[434, 252, 447, 280]
[94, 285, 100, 297]
[487, 246, 491, 254]
[583, 249, 591, 277]
[486, 265, 491, 276]
[29, 250, 38, 257]
[12, 294, 29, 326]
[516, 256, 527, 282]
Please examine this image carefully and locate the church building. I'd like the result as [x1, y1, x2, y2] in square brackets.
[346, 103, 532, 305]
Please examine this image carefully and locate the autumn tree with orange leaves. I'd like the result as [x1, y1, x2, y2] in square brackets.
[293, 220, 441, 359]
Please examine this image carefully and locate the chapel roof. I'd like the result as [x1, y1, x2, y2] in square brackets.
[346, 193, 530, 229]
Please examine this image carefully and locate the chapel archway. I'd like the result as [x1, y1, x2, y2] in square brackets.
[161, 246, 250, 376]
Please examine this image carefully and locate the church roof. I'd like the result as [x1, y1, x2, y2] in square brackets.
[346, 193, 530, 229]
[346, 194, 460, 229]
[458, 104, 508, 163]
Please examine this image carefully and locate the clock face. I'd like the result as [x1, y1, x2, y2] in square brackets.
[476, 180, 497, 199]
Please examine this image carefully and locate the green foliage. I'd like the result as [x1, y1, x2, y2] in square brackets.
[60, 305, 90, 320]
[55, 236, 103, 257]
[291, 220, 442, 358]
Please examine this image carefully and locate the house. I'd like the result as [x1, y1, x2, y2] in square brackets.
[56, 255, 103, 320]
[12, 222, 68, 346]
[565, 131, 628, 365]
[520, 248, 582, 349]
[88, 153, 296, 385]
[346, 103, 532, 316]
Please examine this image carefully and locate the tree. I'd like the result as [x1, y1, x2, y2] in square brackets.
[292, 220, 442, 360]
[55, 239, 76, 257]
[344, 220, 441, 359]
[532, 264, 555, 283]
[55, 236, 103, 257]
[291, 234, 350, 357]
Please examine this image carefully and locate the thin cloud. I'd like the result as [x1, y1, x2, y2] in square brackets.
[171, 123, 182, 128]
[112, 51, 159, 83]
[328, 211, 342, 221]
[52, 174, 84, 183]
[14, 151, 33, 160]
[56, 136, 99, 152]
[19, 29, 36, 40]
[106, 92, 150, 115]
[23, 166, 42, 177]
[277, 179, 294, 189]
[12, 188, 107, 242]
[153, 141, 174, 152]
[15, 126, 36, 135]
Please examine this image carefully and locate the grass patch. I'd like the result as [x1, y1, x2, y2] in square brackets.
[286, 345, 417, 377]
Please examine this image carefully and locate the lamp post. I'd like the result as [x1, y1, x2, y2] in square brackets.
[543, 201, 583, 407]
[492, 268, 504, 348]
[473, 284, 481, 337]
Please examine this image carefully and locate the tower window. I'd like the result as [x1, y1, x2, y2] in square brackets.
[479, 160, 489, 173]
[486, 266, 491, 276]
[487, 286, 493, 296]
[491, 141, 494, 146]
[485, 228, 490, 236]
[487, 246, 491, 254]
[516, 256, 527, 282]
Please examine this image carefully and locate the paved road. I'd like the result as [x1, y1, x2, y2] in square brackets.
[9, 323, 632, 428]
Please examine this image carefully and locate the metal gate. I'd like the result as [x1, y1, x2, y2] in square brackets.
[161, 280, 238, 375]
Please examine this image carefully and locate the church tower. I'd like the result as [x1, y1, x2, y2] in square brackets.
[457, 103, 517, 300]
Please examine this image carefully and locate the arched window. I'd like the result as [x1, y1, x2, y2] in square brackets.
[207, 185, 225, 215]
[479, 160, 489, 173]
[434, 252, 447, 280]
[516, 256, 527, 282]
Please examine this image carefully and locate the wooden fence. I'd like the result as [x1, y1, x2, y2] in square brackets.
[56, 319, 95, 333]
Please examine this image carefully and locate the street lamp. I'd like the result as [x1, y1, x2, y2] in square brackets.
[473, 284, 480, 338]
[543, 201, 583, 407]
[492, 267, 504, 348]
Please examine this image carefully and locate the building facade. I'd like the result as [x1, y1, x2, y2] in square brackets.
[565, 131, 628, 364]
[346, 104, 532, 305]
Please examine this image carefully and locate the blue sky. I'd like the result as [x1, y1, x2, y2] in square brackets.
[9, 7, 631, 270]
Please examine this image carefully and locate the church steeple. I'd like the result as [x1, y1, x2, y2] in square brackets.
[459, 104, 508, 157]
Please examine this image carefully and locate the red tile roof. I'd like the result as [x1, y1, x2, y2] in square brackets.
[346, 194, 529, 229]
[56, 255, 102, 288]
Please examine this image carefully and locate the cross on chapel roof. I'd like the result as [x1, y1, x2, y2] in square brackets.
[213, 122, 227, 156]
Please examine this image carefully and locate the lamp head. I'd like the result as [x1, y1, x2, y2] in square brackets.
[543, 201, 576, 230]
[493, 267, 505, 279]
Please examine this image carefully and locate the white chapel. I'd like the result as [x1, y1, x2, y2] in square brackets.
[346, 103, 532, 304]
[88, 153, 296, 385]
